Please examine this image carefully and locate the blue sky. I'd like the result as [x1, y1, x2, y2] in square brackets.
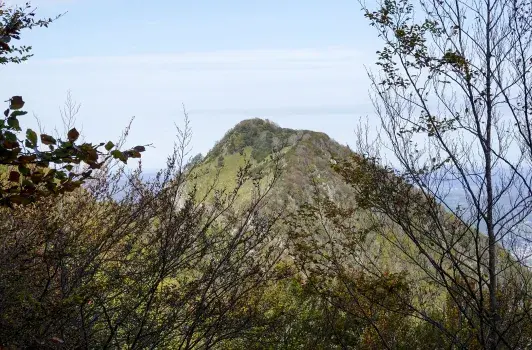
[1, 0, 381, 170]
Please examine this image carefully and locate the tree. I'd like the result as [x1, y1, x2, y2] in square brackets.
[0, 3, 294, 348]
[287, 183, 422, 349]
[0, 2, 145, 207]
[0, 2, 58, 65]
[0, 112, 287, 348]
[189, 153, 204, 167]
[331, 0, 532, 347]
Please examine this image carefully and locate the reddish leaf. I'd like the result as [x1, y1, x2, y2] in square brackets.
[8, 171, 20, 182]
[17, 154, 37, 163]
[49, 337, 64, 344]
[129, 150, 141, 158]
[0, 41, 10, 51]
[67, 128, 79, 142]
[3, 140, 19, 149]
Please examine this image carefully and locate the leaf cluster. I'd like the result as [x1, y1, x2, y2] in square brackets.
[0, 2, 60, 64]
[0, 96, 145, 207]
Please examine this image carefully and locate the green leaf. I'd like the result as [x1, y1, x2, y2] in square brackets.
[105, 141, 115, 151]
[26, 128, 37, 145]
[45, 182, 57, 192]
[9, 195, 32, 205]
[10, 110, 27, 118]
[40, 134, 57, 145]
[111, 149, 127, 163]
[111, 149, 122, 159]
[7, 117, 20, 130]
[21, 179, 34, 188]
[55, 171, 67, 180]
[4, 131, 17, 142]
[31, 172, 44, 184]
[18, 165, 30, 176]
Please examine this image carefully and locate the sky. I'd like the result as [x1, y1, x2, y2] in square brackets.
[0, 0, 382, 170]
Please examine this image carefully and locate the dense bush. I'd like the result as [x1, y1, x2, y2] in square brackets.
[0, 120, 287, 348]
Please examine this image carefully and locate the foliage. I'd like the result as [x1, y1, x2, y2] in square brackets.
[0, 2, 145, 207]
[185, 152, 203, 170]
[4, 0, 532, 346]
[0, 96, 146, 207]
[0, 2, 59, 65]
[0, 117, 287, 348]
[350, 0, 532, 347]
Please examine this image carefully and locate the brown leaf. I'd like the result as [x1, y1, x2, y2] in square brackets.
[8, 171, 20, 182]
[9, 96, 24, 110]
[40, 134, 57, 145]
[86, 148, 98, 162]
[3, 140, 19, 149]
[67, 128, 80, 142]
[0, 41, 10, 51]
[49, 337, 64, 344]
[17, 154, 37, 163]
[31, 171, 44, 184]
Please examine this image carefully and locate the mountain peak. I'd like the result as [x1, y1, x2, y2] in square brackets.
[233, 118, 282, 130]
[196, 118, 354, 204]
[206, 118, 338, 163]
[207, 118, 297, 162]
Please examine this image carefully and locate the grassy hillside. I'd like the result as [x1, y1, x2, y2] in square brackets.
[189, 118, 528, 311]
[189, 118, 354, 205]
[2, 117, 529, 348]
[187, 119, 426, 286]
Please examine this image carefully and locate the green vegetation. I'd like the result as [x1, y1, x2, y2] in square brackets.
[207, 118, 298, 162]
[1, 0, 532, 348]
